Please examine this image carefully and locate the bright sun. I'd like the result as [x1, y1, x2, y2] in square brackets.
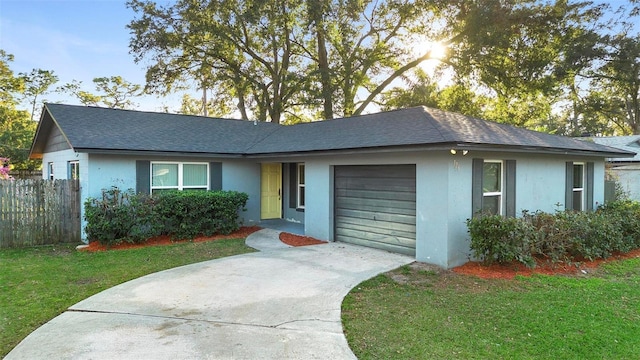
[410, 39, 452, 87]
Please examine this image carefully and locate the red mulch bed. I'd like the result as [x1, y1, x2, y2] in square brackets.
[453, 248, 640, 279]
[79, 226, 326, 252]
[80, 226, 263, 252]
[279, 232, 327, 246]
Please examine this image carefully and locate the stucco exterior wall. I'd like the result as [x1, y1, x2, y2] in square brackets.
[46, 148, 607, 265]
[78, 154, 262, 239]
[41, 149, 84, 180]
[221, 160, 261, 226]
[298, 150, 607, 269]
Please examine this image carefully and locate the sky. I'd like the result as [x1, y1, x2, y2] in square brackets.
[0, 0, 182, 112]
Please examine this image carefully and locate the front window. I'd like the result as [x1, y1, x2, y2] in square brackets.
[151, 162, 208, 193]
[572, 163, 584, 211]
[483, 161, 502, 215]
[48, 162, 54, 180]
[68, 161, 79, 180]
[297, 163, 305, 208]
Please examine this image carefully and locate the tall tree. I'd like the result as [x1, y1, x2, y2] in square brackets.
[58, 76, 142, 109]
[589, 34, 640, 134]
[20, 69, 58, 121]
[0, 51, 39, 170]
[93, 76, 143, 109]
[128, 0, 462, 121]
[128, 0, 307, 123]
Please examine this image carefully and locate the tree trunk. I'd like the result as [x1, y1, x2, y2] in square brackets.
[317, 25, 333, 119]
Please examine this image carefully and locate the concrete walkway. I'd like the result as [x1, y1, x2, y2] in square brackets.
[6, 229, 413, 359]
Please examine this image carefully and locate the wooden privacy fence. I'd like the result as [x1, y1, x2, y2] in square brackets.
[0, 179, 81, 248]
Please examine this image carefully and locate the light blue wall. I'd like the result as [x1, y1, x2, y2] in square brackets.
[80, 154, 262, 239]
[50, 149, 606, 265]
[298, 150, 607, 269]
[221, 160, 261, 226]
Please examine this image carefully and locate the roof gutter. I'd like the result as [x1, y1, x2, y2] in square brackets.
[74, 148, 245, 158]
[243, 142, 636, 159]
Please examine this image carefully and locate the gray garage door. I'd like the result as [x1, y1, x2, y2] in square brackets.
[334, 165, 416, 256]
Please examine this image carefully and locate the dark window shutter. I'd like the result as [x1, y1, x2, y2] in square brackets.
[289, 163, 297, 208]
[505, 160, 516, 217]
[471, 158, 484, 217]
[565, 162, 573, 211]
[586, 162, 594, 211]
[136, 160, 150, 195]
[209, 162, 222, 191]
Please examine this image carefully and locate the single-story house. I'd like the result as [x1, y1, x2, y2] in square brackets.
[30, 103, 635, 268]
[590, 136, 640, 201]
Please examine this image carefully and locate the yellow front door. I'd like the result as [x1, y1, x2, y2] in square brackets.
[261, 163, 282, 219]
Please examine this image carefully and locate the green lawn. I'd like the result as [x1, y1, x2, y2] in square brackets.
[342, 259, 640, 359]
[5, 241, 640, 359]
[0, 239, 255, 357]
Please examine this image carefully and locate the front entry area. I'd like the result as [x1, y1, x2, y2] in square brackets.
[260, 163, 282, 219]
[334, 164, 416, 256]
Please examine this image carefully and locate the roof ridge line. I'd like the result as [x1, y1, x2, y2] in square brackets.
[242, 122, 286, 153]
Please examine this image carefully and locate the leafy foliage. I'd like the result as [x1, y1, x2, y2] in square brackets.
[153, 190, 249, 239]
[0, 51, 43, 171]
[19, 69, 58, 121]
[84, 187, 249, 246]
[57, 76, 143, 109]
[84, 187, 161, 245]
[467, 200, 640, 268]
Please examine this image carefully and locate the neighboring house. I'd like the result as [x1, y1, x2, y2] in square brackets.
[30, 104, 634, 268]
[591, 136, 640, 201]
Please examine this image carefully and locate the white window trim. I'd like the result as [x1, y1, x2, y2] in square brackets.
[483, 160, 503, 215]
[150, 161, 209, 193]
[572, 162, 585, 211]
[297, 163, 305, 209]
[68, 161, 79, 180]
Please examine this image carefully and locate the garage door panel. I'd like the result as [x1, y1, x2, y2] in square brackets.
[335, 188, 416, 202]
[335, 229, 416, 256]
[335, 208, 416, 225]
[335, 165, 416, 254]
[335, 177, 415, 192]
[336, 218, 415, 240]
[334, 166, 415, 179]
[335, 196, 416, 213]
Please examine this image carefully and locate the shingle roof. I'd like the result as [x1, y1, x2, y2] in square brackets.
[590, 136, 640, 162]
[31, 103, 634, 158]
[35, 103, 280, 155]
[245, 107, 635, 156]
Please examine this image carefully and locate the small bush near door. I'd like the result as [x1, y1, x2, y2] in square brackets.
[85, 187, 248, 246]
[467, 200, 640, 268]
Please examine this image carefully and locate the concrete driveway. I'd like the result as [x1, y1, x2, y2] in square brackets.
[6, 229, 412, 359]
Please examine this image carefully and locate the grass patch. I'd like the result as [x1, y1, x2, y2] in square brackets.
[342, 261, 640, 359]
[0, 239, 255, 357]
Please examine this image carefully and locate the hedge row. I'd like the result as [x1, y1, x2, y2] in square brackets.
[84, 187, 248, 245]
[467, 200, 640, 268]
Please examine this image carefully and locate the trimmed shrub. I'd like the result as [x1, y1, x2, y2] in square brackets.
[597, 200, 640, 249]
[84, 187, 248, 245]
[467, 215, 536, 267]
[84, 187, 161, 246]
[154, 190, 249, 239]
[467, 200, 640, 268]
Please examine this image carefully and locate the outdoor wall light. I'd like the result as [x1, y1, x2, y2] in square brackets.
[450, 149, 469, 155]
